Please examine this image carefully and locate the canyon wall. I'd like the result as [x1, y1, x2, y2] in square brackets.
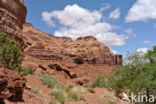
[0, 0, 27, 39]
[23, 24, 122, 66]
[0, 0, 122, 66]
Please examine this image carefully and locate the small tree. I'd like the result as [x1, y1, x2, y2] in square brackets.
[106, 46, 156, 102]
[0, 28, 23, 71]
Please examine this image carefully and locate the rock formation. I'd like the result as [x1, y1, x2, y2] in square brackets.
[0, 0, 27, 49]
[0, 0, 122, 66]
[23, 23, 122, 66]
[0, 67, 26, 103]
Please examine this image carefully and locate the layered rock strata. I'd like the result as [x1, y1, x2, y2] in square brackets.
[23, 23, 122, 66]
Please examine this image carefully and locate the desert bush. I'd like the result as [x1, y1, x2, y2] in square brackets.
[92, 76, 106, 88]
[68, 90, 79, 101]
[50, 89, 66, 104]
[67, 87, 86, 101]
[83, 84, 88, 88]
[87, 88, 95, 93]
[50, 89, 63, 96]
[30, 89, 40, 94]
[22, 67, 34, 76]
[38, 74, 64, 89]
[0, 28, 23, 71]
[65, 85, 74, 92]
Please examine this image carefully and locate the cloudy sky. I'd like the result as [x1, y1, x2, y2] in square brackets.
[24, 0, 156, 56]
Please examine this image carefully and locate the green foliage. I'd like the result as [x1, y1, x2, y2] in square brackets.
[22, 67, 34, 76]
[68, 91, 79, 101]
[65, 85, 74, 92]
[83, 84, 88, 88]
[38, 74, 64, 89]
[85, 72, 88, 76]
[61, 63, 65, 66]
[92, 76, 106, 88]
[87, 88, 95, 93]
[0, 29, 23, 71]
[30, 89, 40, 94]
[106, 46, 156, 99]
[50, 89, 63, 96]
[50, 89, 66, 104]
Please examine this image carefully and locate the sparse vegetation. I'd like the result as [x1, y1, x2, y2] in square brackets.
[61, 63, 65, 66]
[22, 67, 34, 76]
[31, 89, 40, 94]
[50, 89, 66, 104]
[83, 84, 88, 88]
[68, 90, 79, 101]
[38, 74, 64, 89]
[92, 76, 106, 88]
[0, 28, 23, 71]
[67, 87, 86, 101]
[50, 89, 63, 96]
[65, 85, 74, 92]
[87, 88, 95, 93]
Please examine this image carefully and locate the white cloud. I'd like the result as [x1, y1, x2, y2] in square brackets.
[100, 3, 110, 12]
[112, 50, 118, 54]
[125, 0, 156, 22]
[143, 40, 151, 44]
[124, 28, 136, 38]
[136, 48, 148, 56]
[109, 8, 120, 20]
[42, 4, 128, 46]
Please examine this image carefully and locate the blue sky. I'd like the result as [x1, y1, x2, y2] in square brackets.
[24, 0, 156, 56]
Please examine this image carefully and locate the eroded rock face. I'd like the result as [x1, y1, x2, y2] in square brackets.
[0, 0, 27, 39]
[23, 23, 122, 66]
[48, 64, 77, 79]
[0, 67, 26, 103]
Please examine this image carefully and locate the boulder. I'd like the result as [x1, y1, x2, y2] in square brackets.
[0, 67, 26, 103]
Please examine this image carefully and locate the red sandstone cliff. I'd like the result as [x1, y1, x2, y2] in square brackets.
[0, 0, 125, 104]
[23, 23, 122, 66]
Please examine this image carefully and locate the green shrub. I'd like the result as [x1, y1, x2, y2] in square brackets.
[55, 92, 66, 104]
[68, 91, 79, 101]
[0, 28, 23, 71]
[87, 88, 95, 93]
[83, 84, 88, 88]
[92, 76, 106, 88]
[22, 67, 34, 76]
[50, 89, 66, 104]
[38, 74, 64, 89]
[30, 89, 40, 94]
[61, 63, 65, 66]
[50, 89, 63, 96]
[65, 85, 74, 92]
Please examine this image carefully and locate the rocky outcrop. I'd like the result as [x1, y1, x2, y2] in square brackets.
[65, 36, 122, 65]
[0, 0, 27, 36]
[0, 67, 26, 103]
[0, 0, 27, 50]
[48, 64, 77, 79]
[23, 23, 122, 66]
